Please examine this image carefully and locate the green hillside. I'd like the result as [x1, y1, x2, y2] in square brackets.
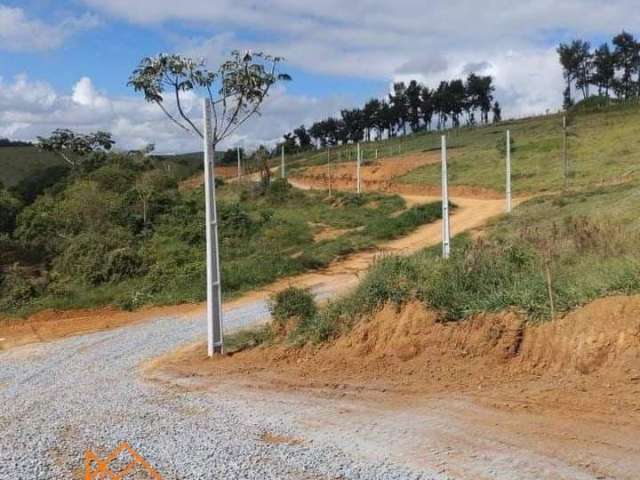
[234, 104, 640, 347]
[0, 146, 65, 188]
[286, 103, 640, 195]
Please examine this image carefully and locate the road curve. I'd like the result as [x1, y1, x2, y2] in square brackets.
[0, 189, 507, 479]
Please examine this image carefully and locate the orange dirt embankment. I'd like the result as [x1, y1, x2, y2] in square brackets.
[152, 295, 640, 414]
[292, 151, 505, 199]
[148, 297, 640, 480]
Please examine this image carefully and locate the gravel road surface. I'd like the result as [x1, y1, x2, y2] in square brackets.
[0, 291, 443, 479]
[0, 194, 507, 479]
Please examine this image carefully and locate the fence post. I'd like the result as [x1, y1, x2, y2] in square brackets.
[281, 145, 286, 178]
[441, 135, 451, 259]
[327, 147, 332, 197]
[562, 115, 568, 189]
[356, 142, 361, 194]
[203, 99, 224, 356]
[237, 146, 241, 182]
[506, 129, 512, 213]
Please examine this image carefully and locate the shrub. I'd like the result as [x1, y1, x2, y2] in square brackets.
[10, 165, 69, 204]
[0, 266, 39, 311]
[0, 189, 21, 234]
[266, 178, 292, 203]
[269, 287, 317, 330]
[52, 229, 143, 285]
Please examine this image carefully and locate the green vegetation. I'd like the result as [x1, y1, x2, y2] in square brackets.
[262, 181, 640, 346]
[269, 287, 317, 330]
[399, 104, 640, 193]
[0, 154, 440, 317]
[0, 146, 65, 188]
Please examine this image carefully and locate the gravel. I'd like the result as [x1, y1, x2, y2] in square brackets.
[0, 296, 443, 480]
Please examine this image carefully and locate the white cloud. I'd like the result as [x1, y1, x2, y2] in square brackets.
[80, 0, 640, 116]
[72, 77, 111, 109]
[0, 4, 99, 52]
[0, 75, 348, 153]
[6, 1, 640, 147]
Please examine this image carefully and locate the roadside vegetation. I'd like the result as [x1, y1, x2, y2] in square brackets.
[230, 179, 639, 351]
[0, 150, 440, 318]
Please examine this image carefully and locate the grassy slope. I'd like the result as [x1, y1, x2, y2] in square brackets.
[399, 106, 640, 193]
[283, 104, 640, 195]
[249, 105, 640, 346]
[0, 147, 64, 188]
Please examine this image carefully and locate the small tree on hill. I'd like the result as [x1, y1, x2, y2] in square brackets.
[37, 129, 114, 169]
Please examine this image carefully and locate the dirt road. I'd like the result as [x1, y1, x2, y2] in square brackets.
[0, 186, 514, 479]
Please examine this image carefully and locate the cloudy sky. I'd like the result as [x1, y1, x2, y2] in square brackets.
[1, 1, 639, 153]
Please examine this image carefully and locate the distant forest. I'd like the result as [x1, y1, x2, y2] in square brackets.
[276, 74, 501, 154]
[0, 139, 32, 147]
[558, 30, 640, 107]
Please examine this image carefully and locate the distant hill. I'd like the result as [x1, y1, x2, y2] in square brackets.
[0, 146, 65, 188]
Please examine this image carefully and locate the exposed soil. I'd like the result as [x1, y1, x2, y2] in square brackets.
[149, 296, 640, 479]
[0, 303, 202, 351]
[292, 151, 506, 199]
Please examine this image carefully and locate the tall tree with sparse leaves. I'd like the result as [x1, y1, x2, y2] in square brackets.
[128, 51, 290, 153]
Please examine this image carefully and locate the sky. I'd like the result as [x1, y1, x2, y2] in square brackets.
[1, 0, 640, 153]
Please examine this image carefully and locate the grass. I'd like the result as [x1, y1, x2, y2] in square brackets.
[0, 146, 64, 188]
[281, 103, 640, 195]
[399, 106, 640, 193]
[255, 180, 640, 346]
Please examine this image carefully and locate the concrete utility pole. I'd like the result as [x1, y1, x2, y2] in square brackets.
[202, 99, 224, 356]
[237, 146, 241, 182]
[506, 129, 512, 213]
[327, 147, 332, 197]
[441, 135, 451, 259]
[562, 115, 568, 189]
[356, 142, 362, 194]
[281, 145, 286, 178]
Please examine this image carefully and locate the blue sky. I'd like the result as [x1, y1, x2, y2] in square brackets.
[1, 0, 639, 152]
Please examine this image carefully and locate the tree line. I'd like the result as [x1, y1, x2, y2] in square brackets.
[278, 74, 501, 152]
[558, 31, 640, 107]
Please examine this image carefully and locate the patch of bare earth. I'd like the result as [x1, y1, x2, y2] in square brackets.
[149, 295, 640, 479]
[291, 151, 506, 200]
[0, 303, 202, 351]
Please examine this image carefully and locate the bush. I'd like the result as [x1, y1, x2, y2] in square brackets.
[266, 178, 292, 203]
[0, 266, 39, 311]
[52, 229, 143, 285]
[269, 287, 317, 330]
[10, 165, 69, 204]
[0, 189, 21, 234]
